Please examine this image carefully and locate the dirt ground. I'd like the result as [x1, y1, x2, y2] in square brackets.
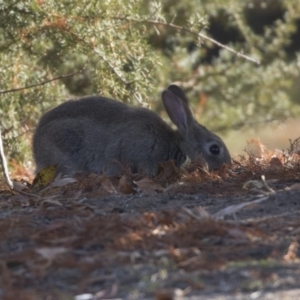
[0, 140, 300, 300]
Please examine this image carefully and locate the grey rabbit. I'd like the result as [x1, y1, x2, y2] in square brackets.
[33, 85, 231, 177]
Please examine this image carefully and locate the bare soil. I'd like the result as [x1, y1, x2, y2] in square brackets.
[1, 148, 300, 300]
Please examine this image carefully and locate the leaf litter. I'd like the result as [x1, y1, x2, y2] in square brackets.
[0, 139, 300, 299]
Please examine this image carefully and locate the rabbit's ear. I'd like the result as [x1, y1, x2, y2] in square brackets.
[167, 85, 189, 105]
[162, 89, 193, 134]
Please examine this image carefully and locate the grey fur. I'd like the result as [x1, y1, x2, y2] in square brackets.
[33, 85, 231, 176]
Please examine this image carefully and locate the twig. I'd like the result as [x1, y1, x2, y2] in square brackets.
[94, 49, 133, 87]
[0, 61, 89, 95]
[0, 128, 13, 189]
[213, 195, 269, 220]
[124, 17, 260, 65]
[261, 175, 275, 194]
[213, 118, 280, 132]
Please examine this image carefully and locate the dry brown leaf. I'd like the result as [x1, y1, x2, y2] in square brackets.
[246, 138, 267, 157]
[283, 241, 299, 261]
[119, 175, 135, 194]
[185, 154, 209, 173]
[101, 177, 117, 194]
[9, 158, 33, 182]
[290, 183, 300, 190]
[134, 177, 165, 193]
[163, 182, 183, 193]
[154, 289, 173, 300]
[94, 283, 118, 299]
[156, 160, 179, 182]
[269, 156, 283, 167]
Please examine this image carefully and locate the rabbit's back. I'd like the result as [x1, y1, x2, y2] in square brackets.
[37, 96, 130, 127]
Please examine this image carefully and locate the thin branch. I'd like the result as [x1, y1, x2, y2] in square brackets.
[213, 118, 280, 132]
[0, 61, 89, 95]
[0, 128, 13, 189]
[95, 50, 132, 87]
[0, 52, 132, 95]
[124, 17, 260, 65]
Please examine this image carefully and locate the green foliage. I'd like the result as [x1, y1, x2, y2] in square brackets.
[146, 0, 300, 131]
[0, 0, 158, 164]
[1, 0, 300, 168]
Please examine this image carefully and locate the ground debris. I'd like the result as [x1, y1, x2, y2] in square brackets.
[1, 140, 300, 299]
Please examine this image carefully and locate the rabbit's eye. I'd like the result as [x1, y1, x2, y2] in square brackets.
[209, 144, 220, 155]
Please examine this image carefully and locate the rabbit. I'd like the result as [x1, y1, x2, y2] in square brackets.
[33, 85, 231, 177]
